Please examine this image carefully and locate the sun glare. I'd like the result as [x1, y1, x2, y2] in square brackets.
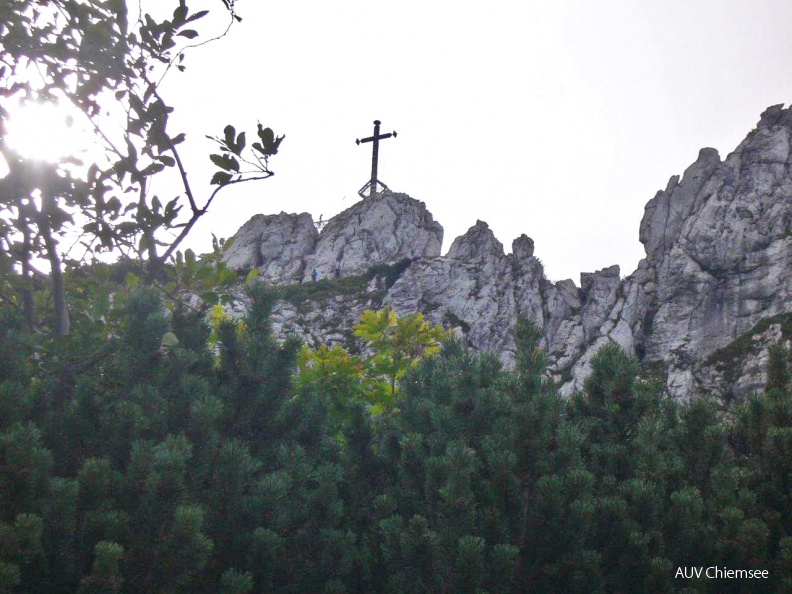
[5, 101, 89, 163]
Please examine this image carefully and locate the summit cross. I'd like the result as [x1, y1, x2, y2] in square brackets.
[356, 119, 397, 198]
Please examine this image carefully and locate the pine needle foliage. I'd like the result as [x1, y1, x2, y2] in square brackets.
[0, 297, 791, 592]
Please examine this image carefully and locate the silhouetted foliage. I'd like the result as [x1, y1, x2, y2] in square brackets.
[0, 1, 281, 337]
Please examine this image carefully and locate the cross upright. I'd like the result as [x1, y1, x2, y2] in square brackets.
[356, 120, 397, 198]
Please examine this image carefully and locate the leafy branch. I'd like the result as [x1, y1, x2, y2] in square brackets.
[0, 0, 282, 335]
[206, 123, 284, 186]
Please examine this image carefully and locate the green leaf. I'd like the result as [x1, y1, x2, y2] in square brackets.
[245, 269, 259, 284]
[164, 197, 181, 216]
[161, 30, 176, 51]
[185, 10, 209, 23]
[161, 332, 180, 348]
[113, 159, 129, 179]
[173, 3, 188, 24]
[219, 267, 237, 285]
[117, 222, 139, 235]
[177, 29, 198, 39]
[210, 154, 239, 172]
[196, 265, 213, 281]
[258, 124, 273, 145]
[254, 124, 285, 156]
[140, 163, 165, 176]
[235, 131, 246, 155]
[211, 172, 232, 185]
[139, 234, 152, 253]
[105, 196, 122, 214]
[224, 125, 236, 148]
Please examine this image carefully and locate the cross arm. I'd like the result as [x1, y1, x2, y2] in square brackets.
[356, 131, 397, 144]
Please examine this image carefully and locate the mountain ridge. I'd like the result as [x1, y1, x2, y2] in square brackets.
[222, 105, 792, 399]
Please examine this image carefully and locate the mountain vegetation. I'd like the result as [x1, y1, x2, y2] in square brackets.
[0, 277, 789, 592]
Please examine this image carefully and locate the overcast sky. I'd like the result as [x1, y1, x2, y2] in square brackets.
[156, 0, 792, 283]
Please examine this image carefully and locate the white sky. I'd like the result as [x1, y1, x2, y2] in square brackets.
[122, 1, 792, 282]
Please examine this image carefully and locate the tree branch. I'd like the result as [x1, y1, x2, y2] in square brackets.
[150, 85, 198, 213]
[158, 172, 273, 263]
[203, 173, 274, 213]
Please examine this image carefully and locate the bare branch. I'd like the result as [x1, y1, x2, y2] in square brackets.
[155, 10, 237, 87]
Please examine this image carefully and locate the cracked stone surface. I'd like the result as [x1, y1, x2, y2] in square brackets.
[222, 212, 317, 284]
[302, 191, 443, 282]
[631, 104, 792, 398]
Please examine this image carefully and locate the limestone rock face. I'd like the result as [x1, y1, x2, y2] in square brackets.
[629, 104, 792, 398]
[302, 191, 443, 281]
[542, 104, 792, 397]
[639, 148, 721, 263]
[386, 221, 517, 360]
[510, 234, 546, 338]
[222, 212, 317, 284]
[222, 105, 792, 400]
[447, 220, 504, 266]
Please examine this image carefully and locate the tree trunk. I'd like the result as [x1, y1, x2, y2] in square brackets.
[19, 216, 37, 329]
[37, 206, 69, 337]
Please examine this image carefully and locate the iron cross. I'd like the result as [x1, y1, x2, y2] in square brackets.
[356, 120, 397, 197]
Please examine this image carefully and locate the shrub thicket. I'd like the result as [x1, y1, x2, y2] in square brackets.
[0, 286, 790, 592]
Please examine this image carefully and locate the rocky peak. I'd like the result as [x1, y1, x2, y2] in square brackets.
[631, 104, 792, 397]
[756, 103, 792, 129]
[639, 147, 721, 263]
[223, 191, 442, 284]
[511, 234, 535, 261]
[510, 234, 544, 282]
[447, 220, 505, 267]
[222, 212, 317, 284]
[302, 190, 443, 282]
